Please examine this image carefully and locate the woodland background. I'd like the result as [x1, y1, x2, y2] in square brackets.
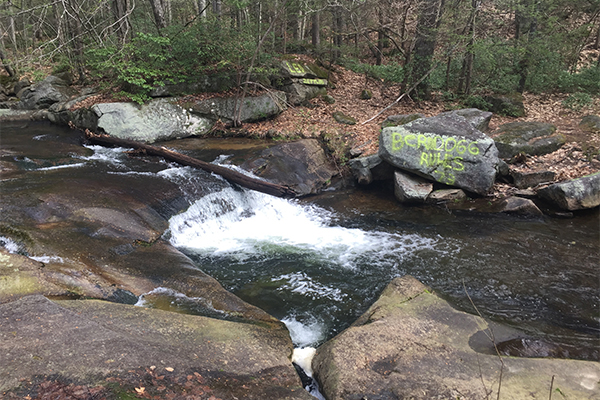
[0, 0, 599, 109]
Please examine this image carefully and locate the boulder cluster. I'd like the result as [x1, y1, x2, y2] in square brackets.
[350, 109, 600, 215]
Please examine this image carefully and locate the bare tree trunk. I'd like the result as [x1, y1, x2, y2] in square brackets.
[213, 0, 222, 19]
[113, 0, 131, 43]
[66, 0, 86, 82]
[197, 0, 207, 18]
[409, 0, 442, 100]
[0, 47, 15, 77]
[458, 0, 479, 95]
[311, 11, 320, 46]
[149, 0, 167, 30]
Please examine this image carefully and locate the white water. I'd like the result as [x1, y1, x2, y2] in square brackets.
[168, 187, 438, 266]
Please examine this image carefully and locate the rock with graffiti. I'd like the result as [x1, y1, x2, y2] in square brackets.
[379, 113, 501, 195]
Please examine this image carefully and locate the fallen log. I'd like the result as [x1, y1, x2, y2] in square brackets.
[84, 131, 298, 198]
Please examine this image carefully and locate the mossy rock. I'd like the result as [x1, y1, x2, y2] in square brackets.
[493, 121, 564, 158]
[579, 115, 600, 132]
[333, 111, 356, 125]
[322, 94, 336, 104]
[360, 89, 373, 100]
[484, 93, 526, 117]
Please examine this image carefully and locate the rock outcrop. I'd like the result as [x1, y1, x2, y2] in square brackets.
[312, 275, 600, 400]
[0, 295, 311, 399]
[379, 112, 500, 195]
[493, 121, 565, 159]
[17, 75, 76, 110]
[538, 172, 600, 210]
[393, 170, 433, 203]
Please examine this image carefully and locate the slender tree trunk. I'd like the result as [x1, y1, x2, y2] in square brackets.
[515, 0, 537, 93]
[66, 0, 86, 82]
[409, 0, 442, 100]
[458, 0, 479, 95]
[197, 0, 207, 18]
[213, 0, 222, 20]
[0, 47, 15, 77]
[149, 0, 167, 30]
[311, 11, 320, 46]
[113, 0, 131, 43]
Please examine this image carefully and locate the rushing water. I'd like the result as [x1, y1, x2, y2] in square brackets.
[2, 122, 599, 361]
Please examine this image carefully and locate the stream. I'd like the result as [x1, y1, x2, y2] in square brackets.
[2, 121, 599, 363]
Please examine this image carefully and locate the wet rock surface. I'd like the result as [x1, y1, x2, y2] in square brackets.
[0, 295, 311, 399]
[241, 138, 338, 196]
[311, 276, 600, 400]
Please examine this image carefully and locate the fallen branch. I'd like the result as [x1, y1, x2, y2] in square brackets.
[84, 130, 297, 198]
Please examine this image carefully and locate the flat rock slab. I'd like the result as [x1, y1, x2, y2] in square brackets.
[493, 121, 565, 159]
[312, 276, 600, 400]
[0, 295, 311, 399]
[379, 113, 500, 195]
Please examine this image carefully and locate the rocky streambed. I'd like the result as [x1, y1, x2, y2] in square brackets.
[1, 72, 599, 399]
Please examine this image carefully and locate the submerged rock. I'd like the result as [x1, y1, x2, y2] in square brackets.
[538, 172, 600, 210]
[312, 275, 600, 400]
[379, 113, 500, 195]
[500, 196, 543, 217]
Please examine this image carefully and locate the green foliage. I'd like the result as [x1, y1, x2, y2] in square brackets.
[556, 67, 600, 94]
[562, 92, 594, 111]
[462, 95, 492, 111]
[341, 58, 404, 83]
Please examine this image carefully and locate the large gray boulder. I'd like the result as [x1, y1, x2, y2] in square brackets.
[18, 75, 76, 110]
[379, 113, 500, 195]
[189, 91, 287, 123]
[538, 172, 600, 210]
[93, 99, 213, 143]
[312, 275, 600, 400]
[0, 295, 311, 399]
[241, 139, 338, 196]
[493, 121, 565, 159]
[438, 108, 493, 132]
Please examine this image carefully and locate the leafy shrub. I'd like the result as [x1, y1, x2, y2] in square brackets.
[562, 92, 594, 111]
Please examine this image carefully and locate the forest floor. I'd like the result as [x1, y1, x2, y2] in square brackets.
[74, 58, 600, 198]
[242, 59, 600, 198]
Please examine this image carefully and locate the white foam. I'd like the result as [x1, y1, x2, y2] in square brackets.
[167, 187, 438, 267]
[30, 255, 65, 263]
[282, 316, 326, 348]
[0, 236, 21, 253]
[292, 347, 317, 377]
[79, 145, 132, 165]
[275, 272, 346, 301]
[38, 163, 86, 171]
